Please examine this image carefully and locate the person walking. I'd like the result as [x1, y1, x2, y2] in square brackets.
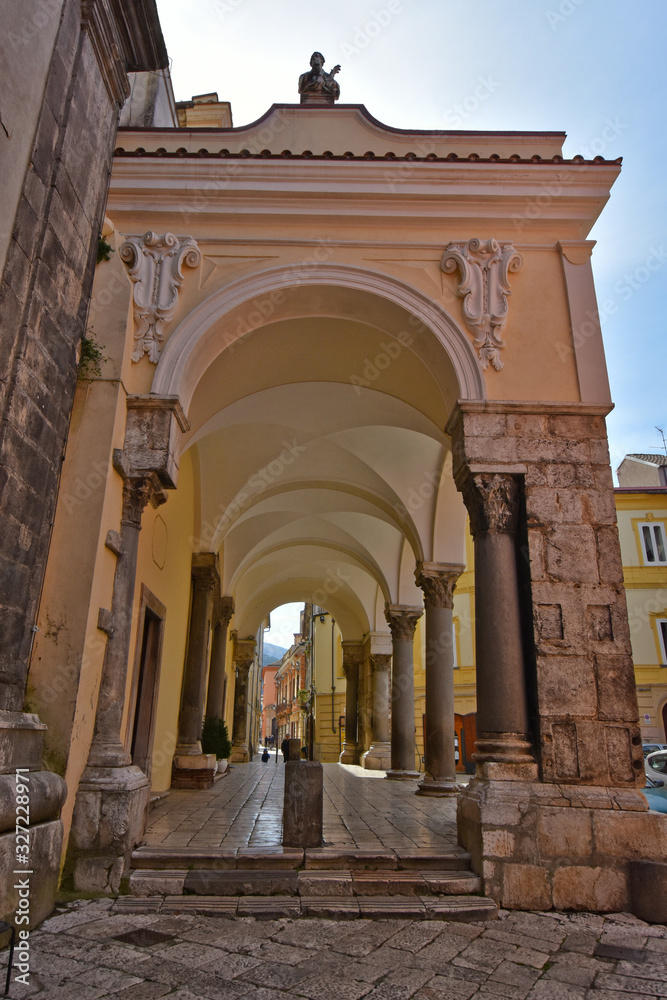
[281, 736, 289, 762]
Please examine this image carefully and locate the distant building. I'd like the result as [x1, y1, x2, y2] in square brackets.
[615, 454, 667, 741]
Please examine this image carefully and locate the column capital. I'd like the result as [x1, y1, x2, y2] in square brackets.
[459, 471, 520, 536]
[385, 605, 423, 641]
[191, 552, 220, 592]
[234, 637, 256, 676]
[341, 641, 365, 675]
[120, 472, 163, 529]
[213, 594, 234, 629]
[369, 653, 391, 673]
[415, 562, 465, 610]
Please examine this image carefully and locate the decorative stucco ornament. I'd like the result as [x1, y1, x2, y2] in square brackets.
[441, 238, 523, 371]
[120, 232, 201, 363]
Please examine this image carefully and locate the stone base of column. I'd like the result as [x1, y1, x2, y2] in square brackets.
[473, 732, 539, 781]
[386, 768, 420, 780]
[0, 819, 63, 928]
[171, 753, 217, 789]
[457, 777, 662, 914]
[417, 776, 459, 796]
[230, 740, 249, 764]
[70, 765, 150, 891]
[339, 740, 359, 765]
[361, 741, 391, 771]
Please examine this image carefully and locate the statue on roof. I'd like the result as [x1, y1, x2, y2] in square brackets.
[298, 52, 341, 105]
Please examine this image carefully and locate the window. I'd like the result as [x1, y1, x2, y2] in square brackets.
[640, 522, 667, 565]
[658, 619, 667, 665]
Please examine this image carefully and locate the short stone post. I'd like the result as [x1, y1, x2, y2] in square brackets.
[283, 752, 323, 848]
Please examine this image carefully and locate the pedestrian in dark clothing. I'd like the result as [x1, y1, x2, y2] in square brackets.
[281, 737, 290, 761]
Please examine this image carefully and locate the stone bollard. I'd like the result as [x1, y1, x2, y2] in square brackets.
[288, 737, 302, 761]
[283, 759, 323, 848]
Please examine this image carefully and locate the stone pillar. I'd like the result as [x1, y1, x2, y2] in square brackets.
[88, 472, 163, 768]
[172, 554, 219, 788]
[231, 637, 255, 763]
[385, 605, 423, 780]
[70, 461, 166, 890]
[361, 654, 392, 770]
[416, 562, 465, 796]
[206, 595, 234, 719]
[459, 472, 537, 780]
[339, 642, 364, 765]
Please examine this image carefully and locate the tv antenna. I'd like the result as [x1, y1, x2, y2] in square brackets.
[656, 426, 667, 457]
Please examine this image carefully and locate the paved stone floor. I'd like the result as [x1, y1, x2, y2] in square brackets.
[144, 759, 463, 851]
[3, 897, 667, 999]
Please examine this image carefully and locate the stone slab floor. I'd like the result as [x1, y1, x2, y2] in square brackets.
[3, 898, 667, 999]
[144, 759, 463, 851]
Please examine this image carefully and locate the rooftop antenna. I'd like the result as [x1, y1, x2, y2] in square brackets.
[657, 426, 667, 457]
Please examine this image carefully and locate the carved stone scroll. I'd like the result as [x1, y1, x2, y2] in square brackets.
[441, 238, 523, 371]
[120, 232, 201, 363]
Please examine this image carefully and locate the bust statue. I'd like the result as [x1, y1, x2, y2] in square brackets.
[298, 51, 341, 105]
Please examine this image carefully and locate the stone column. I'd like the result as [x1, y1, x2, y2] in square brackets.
[231, 637, 255, 763]
[71, 462, 165, 890]
[416, 562, 465, 796]
[172, 554, 219, 788]
[385, 605, 423, 779]
[460, 472, 537, 779]
[361, 654, 392, 770]
[87, 472, 162, 768]
[206, 595, 234, 719]
[339, 642, 364, 764]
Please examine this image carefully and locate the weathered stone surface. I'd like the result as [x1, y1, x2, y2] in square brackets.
[552, 865, 628, 912]
[0, 819, 63, 926]
[283, 760, 323, 848]
[501, 864, 551, 910]
[628, 861, 667, 923]
[537, 807, 592, 858]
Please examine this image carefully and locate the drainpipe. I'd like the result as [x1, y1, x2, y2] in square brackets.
[331, 616, 336, 734]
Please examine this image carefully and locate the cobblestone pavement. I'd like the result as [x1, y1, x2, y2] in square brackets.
[144, 760, 463, 851]
[2, 898, 667, 999]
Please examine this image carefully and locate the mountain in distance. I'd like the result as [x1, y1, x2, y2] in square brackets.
[262, 642, 287, 666]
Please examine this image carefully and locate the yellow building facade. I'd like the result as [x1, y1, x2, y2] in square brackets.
[13, 52, 667, 920]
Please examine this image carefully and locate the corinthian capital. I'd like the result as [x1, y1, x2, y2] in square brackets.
[214, 595, 235, 630]
[415, 562, 465, 609]
[234, 637, 256, 675]
[460, 472, 520, 536]
[341, 642, 365, 676]
[385, 605, 423, 641]
[120, 473, 162, 528]
[369, 653, 391, 673]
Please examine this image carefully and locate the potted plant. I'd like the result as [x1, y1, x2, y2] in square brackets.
[201, 716, 232, 773]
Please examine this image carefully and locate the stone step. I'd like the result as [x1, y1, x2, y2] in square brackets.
[130, 844, 473, 872]
[129, 867, 482, 898]
[115, 893, 498, 922]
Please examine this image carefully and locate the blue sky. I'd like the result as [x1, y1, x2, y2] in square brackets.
[155, 0, 667, 474]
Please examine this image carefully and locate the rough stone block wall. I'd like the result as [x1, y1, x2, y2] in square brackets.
[452, 403, 644, 787]
[0, 2, 121, 711]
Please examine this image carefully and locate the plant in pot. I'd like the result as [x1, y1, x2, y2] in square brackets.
[201, 717, 232, 773]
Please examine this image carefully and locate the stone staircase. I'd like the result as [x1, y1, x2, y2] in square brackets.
[115, 845, 497, 922]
